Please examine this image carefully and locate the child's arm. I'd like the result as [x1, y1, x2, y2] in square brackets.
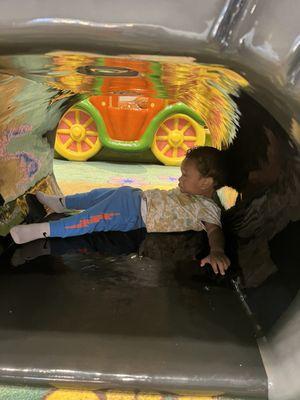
[201, 222, 230, 275]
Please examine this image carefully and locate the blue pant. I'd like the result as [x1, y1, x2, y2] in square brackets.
[49, 187, 145, 238]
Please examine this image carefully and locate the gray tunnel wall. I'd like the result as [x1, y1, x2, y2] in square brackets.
[0, 1, 299, 399]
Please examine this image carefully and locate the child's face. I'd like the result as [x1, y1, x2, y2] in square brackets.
[178, 159, 214, 196]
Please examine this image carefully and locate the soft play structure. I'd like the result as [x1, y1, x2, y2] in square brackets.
[0, 1, 300, 400]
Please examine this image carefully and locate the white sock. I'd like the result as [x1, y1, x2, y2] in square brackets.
[10, 222, 50, 244]
[36, 191, 68, 213]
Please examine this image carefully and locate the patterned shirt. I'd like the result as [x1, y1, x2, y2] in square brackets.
[141, 187, 221, 233]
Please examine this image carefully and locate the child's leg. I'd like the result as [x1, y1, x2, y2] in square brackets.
[65, 188, 122, 210]
[50, 187, 145, 238]
[36, 188, 121, 213]
[10, 187, 145, 244]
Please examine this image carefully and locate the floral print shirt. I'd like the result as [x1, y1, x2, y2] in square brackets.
[142, 187, 221, 233]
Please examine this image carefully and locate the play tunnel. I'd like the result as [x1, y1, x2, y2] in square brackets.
[0, 1, 299, 399]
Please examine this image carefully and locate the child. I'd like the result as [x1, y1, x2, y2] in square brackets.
[10, 146, 230, 275]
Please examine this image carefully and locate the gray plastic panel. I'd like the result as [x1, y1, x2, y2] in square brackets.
[0, 244, 267, 398]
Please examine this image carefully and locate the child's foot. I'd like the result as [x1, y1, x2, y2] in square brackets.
[10, 222, 50, 244]
[36, 191, 68, 213]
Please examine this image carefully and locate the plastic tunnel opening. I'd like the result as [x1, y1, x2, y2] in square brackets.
[0, 2, 300, 400]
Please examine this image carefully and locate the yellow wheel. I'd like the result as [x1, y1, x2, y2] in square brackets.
[55, 107, 102, 161]
[151, 113, 208, 166]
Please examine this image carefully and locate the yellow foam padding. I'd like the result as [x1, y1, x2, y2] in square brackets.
[45, 389, 99, 399]
[45, 389, 215, 400]
[106, 391, 136, 400]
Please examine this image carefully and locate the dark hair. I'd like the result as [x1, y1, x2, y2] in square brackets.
[185, 146, 228, 189]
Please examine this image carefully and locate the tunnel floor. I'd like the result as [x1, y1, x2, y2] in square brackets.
[1, 159, 299, 398]
[0, 228, 267, 399]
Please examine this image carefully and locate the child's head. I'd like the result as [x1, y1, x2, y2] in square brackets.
[178, 146, 227, 196]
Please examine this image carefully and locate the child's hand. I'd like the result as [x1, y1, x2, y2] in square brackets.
[200, 251, 230, 275]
